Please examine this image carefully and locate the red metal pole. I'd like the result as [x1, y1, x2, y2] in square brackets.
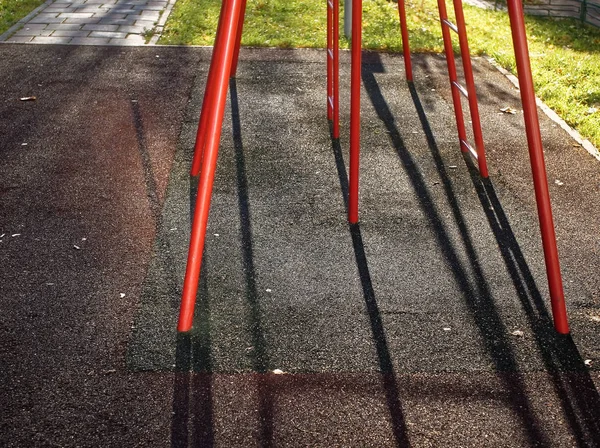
[452, 0, 489, 178]
[437, 0, 467, 144]
[397, 0, 413, 82]
[348, 0, 362, 224]
[505, 0, 569, 334]
[179, 0, 243, 332]
[332, 0, 340, 138]
[327, 0, 333, 121]
[231, 0, 247, 77]
[190, 0, 228, 176]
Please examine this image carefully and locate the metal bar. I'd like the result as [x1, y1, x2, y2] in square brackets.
[397, 0, 413, 81]
[453, 0, 489, 177]
[441, 18, 459, 33]
[348, 0, 362, 223]
[460, 139, 478, 160]
[452, 80, 468, 98]
[333, 0, 340, 138]
[179, 0, 243, 332]
[506, 0, 569, 334]
[190, 0, 228, 176]
[344, 0, 351, 38]
[437, 0, 468, 146]
[327, 0, 333, 120]
[230, 0, 247, 77]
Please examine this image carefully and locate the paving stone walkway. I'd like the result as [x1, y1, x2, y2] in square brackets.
[0, 0, 176, 45]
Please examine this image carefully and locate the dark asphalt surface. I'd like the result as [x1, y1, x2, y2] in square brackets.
[1, 45, 599, 447]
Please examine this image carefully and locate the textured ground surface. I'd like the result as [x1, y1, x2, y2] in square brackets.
[1, 45, 599, 447]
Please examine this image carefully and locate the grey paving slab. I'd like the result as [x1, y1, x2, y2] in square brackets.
[6, 35, 34, 42]
[52, 29, 91, 37]
[0, 0, 176, 45]
[82, 23, 118, 30]
[69, 36, 109, 44]
[99, 17, 137, 25]
[14, 28, 54, 36]
[108, 37, 142, 45]
[28, 16, 65, 23]
[89, 30, 126, 38]
[31, 35, 72, 43]
[57, 12, 95, 17]
[46, 23, 84, 30]
[63, 16, 101, 23]
[117, 24, 146, 33]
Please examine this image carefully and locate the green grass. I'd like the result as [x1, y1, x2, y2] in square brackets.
[161, 0, 600, 150]
[0, 0, 46, 34]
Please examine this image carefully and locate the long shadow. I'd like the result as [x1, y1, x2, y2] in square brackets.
[407, 63, 600, 445]
[131, 99, 161, 224]
[132, 96, 215, 447]
[230, 78, 275, 447]
[171, 265, 215, 447]
[169, 78, 275, 447]
[463, 157, 600, 446]
[360, 55, 552, 445]
[329, 130, 411, 446]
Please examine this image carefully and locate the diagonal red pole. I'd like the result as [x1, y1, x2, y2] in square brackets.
[230, 0, 247, 77]
[506, 0, 569, 334]
[179, 0, 244, 332]
[190, 0, 228, 177]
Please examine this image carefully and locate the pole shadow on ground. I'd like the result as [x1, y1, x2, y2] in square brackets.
[330, 131, 411, 445]
[360, 56, 550, 445]
[407, 63, 600, 447]
[359, 52, 599, 446]
[170, 79, 275, 447]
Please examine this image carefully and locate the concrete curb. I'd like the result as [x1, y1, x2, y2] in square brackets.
[148, 0, 177, 45]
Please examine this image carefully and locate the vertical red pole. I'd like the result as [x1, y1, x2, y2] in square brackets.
[190, 0, 228, 176]
[397, 0, 413, 82]
[437, 0, 467, 144]
[506, 0, 569, 334]
[453, 0, 489, 178]
[179, 0, 243, 332]
[327, 0, 333, 121]
[332, 0, 340, 138]
[348, 0, 362, 224]
[231, 0, 247, 78]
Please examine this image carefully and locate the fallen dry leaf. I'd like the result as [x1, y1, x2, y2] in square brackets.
[500, 106, 517, 114]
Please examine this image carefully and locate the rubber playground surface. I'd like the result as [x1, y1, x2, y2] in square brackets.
[1, 44, 599, 446]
